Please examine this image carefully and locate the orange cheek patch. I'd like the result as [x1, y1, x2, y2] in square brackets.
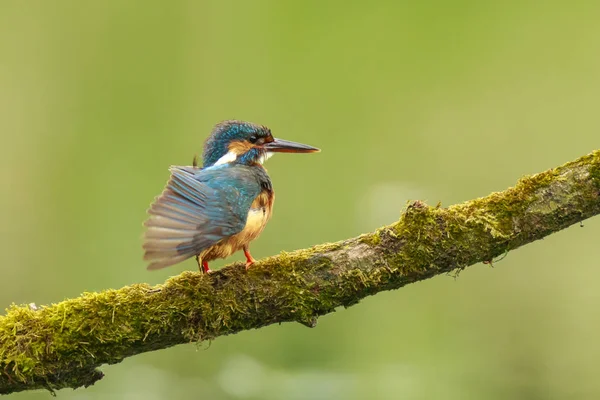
[228, 140, 254, 155]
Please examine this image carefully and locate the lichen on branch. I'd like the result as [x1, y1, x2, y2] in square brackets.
[1, 150, 599, 395]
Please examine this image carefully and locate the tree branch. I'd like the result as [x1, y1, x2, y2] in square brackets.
[2, 150, 600, 395]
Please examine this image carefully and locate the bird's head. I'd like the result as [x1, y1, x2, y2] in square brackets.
[202, 120, 319, 168]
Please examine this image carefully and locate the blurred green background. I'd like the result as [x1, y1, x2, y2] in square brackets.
[2, 1, 600, 399]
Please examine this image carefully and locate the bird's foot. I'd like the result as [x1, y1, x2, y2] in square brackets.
[243, 248, 256, 270]
[202, 261, 212, 274]
[196, 256, 212, 274]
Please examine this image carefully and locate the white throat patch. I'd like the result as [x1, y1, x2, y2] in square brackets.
[213, 151, 238, 166]
[259, 152, 274, 165]
[213, 150, 274, 166]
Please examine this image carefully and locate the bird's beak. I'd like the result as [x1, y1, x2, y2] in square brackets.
[263, 138, 320, 153]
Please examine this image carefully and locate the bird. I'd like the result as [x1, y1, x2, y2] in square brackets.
[142, 120, 320, 273]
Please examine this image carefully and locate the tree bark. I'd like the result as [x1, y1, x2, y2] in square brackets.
[1, 150, 599, 395]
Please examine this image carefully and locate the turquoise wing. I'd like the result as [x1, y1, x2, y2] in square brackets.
[143, 165, 262, 269]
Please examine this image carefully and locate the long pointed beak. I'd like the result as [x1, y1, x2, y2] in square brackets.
[263, 138, 320, 153]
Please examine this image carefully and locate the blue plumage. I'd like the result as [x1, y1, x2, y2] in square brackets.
[143, 120, 319, 272]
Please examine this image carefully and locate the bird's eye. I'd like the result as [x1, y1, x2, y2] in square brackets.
[249, 135, 258, 144]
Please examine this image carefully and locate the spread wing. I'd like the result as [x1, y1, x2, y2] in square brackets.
[143, 165, 262, 270]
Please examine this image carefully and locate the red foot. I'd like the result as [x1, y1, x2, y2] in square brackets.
[196, 255, 211, 273]
[202, 260, 211, 274]
[243, 247, 256, 270]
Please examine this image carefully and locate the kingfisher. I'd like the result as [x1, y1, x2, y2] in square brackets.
[142, 120, 320, 273]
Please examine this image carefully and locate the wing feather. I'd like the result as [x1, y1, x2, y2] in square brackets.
[142, 165, 262, 270]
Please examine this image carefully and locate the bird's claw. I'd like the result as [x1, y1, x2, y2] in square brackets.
[196, 256, 211, 274]
[243, 247, 256, 270]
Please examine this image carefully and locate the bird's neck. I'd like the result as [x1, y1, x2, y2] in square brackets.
[204, 148, 273, 168]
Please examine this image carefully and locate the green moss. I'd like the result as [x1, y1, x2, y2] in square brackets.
[382, 161, 579, 277]
[358, 231, 382, 246]
[589, 150, 600, 190]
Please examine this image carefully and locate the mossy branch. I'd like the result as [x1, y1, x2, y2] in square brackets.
[2, 150, 600, 395]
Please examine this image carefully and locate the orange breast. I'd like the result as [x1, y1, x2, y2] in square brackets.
[239, 190, 274, 242]
[200, 190, 274, 262]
